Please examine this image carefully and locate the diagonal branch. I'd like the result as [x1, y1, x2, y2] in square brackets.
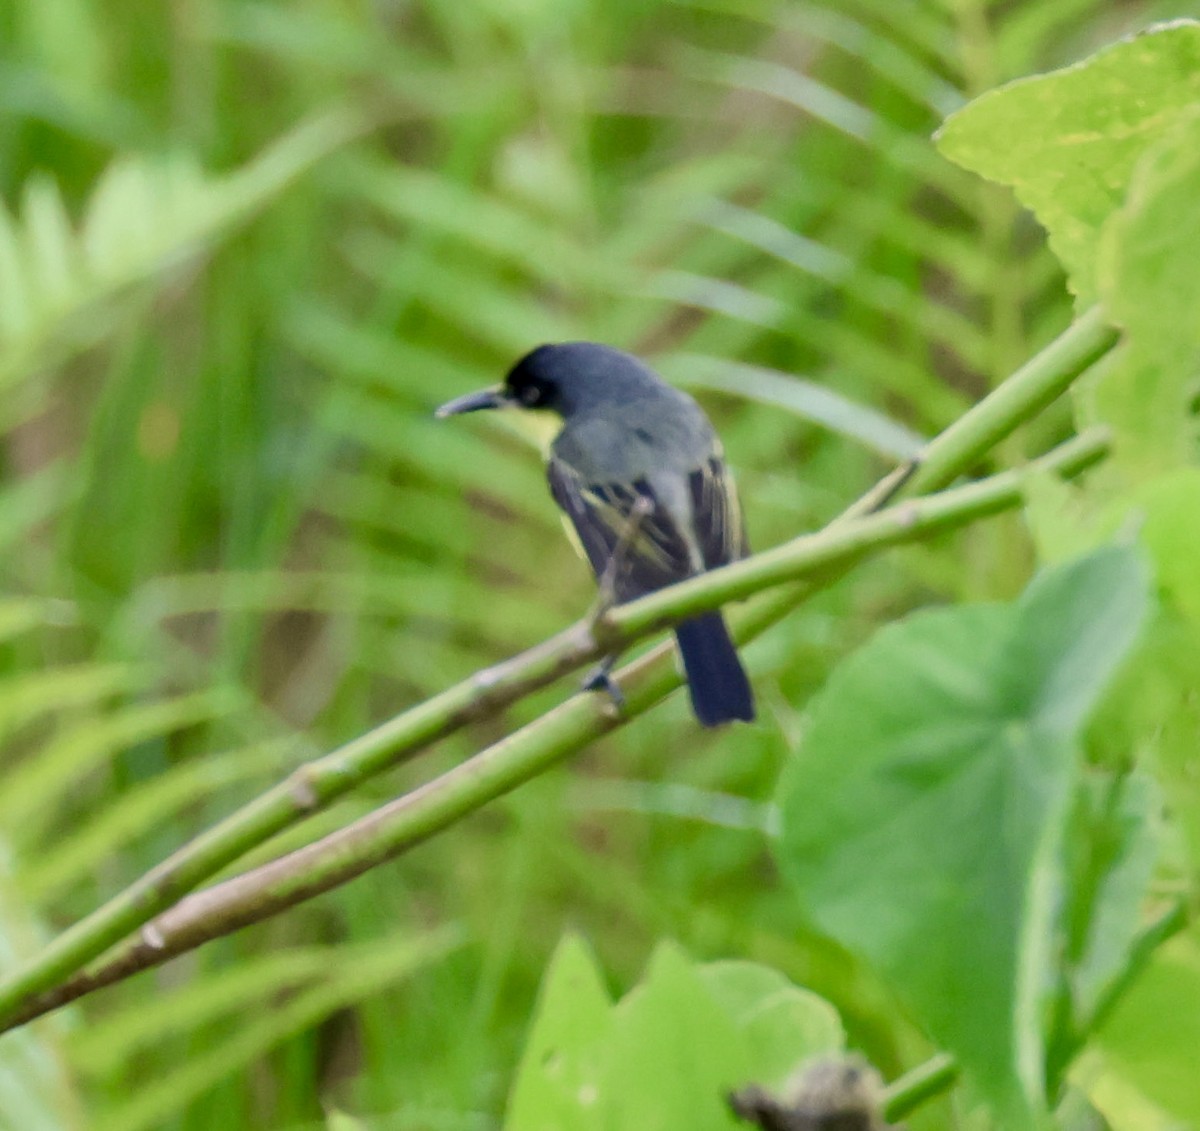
[0, 308, 1117, 1029]
[0, 426, 1110, 1032]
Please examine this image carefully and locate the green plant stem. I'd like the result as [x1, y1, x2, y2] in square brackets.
[0, 428, 1111, 1032]
[899, 304, 1116, 499]
[0, 311, 1117, 1029]
[0, 619, 603, 1023]
[610, 428, 1106, 640]
[881, 1053, 960, 1122]
[620, 300, 1114, 648]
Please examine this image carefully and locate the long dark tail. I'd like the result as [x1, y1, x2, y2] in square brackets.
[674, 612, 755, 727]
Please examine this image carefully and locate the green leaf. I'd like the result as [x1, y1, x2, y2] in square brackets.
[1090, 930, 1200, 1126]
[504, 934, 613, 1131]
[0, 663, 138, 744]
[0, 1016, 74, 1131]
[776, 546, 1150, 1126]
[604, 943, 749, 1130]
[1130, 471, 1200, 621]
[0, 110, 360, 391]
[0, 839, 75, 1131]
[1081, 473, 1200, 869]
[0, 689, 239, 850]
[1062, 773, 1161, 1031]
[1046, 472, 1200, 869]
[1087, 109, 1200, 476]
[505, 939, 844, 1130]
[1045, 770, 1161, 1088]
[936, 20, 1200, 302]
[699, 962, 845, 1089]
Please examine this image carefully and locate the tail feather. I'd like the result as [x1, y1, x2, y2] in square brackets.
[674, 612, 755, 727]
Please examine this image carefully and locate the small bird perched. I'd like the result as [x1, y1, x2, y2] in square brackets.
[437, 342, 754, 727]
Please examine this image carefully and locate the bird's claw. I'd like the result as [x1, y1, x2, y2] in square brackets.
[582, 664, 625, 711]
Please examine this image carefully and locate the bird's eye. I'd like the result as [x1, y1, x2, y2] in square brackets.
[519, 384, 542, 406]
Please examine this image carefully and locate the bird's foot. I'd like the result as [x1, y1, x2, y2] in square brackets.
[582, 660, 625, 712]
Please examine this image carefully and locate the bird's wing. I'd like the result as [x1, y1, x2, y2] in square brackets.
[687, 454, 749, 568]
[547, 454, 694, 602]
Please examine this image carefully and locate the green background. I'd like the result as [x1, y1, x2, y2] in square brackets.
[3, 1, 1199, 1128]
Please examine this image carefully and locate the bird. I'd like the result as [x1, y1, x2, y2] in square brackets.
[436, 342, 754, 727]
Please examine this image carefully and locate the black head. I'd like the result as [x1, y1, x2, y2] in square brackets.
[502, 344, 565, 412]
[436, 342, 668, 421]
[502, 342, 667, 417]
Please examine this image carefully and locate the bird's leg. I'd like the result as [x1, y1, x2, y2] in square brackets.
[582, 654, 625, 711]
[590, 494, 654, 620]
[582, 494, 653, 711]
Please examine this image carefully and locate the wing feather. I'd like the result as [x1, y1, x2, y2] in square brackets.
[688, 455, 748, 567]
[547, 456, 692, 602]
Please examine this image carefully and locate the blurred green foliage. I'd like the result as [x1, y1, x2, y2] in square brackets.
[2, 0, 1200, 1128]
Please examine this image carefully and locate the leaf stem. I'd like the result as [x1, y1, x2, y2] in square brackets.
[881, 1053, 960, 1122]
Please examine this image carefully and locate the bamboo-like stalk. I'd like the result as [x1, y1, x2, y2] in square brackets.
[0, 309, 1117, 1031]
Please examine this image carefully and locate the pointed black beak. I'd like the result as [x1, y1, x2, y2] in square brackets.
[435, 386, 510, 418]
